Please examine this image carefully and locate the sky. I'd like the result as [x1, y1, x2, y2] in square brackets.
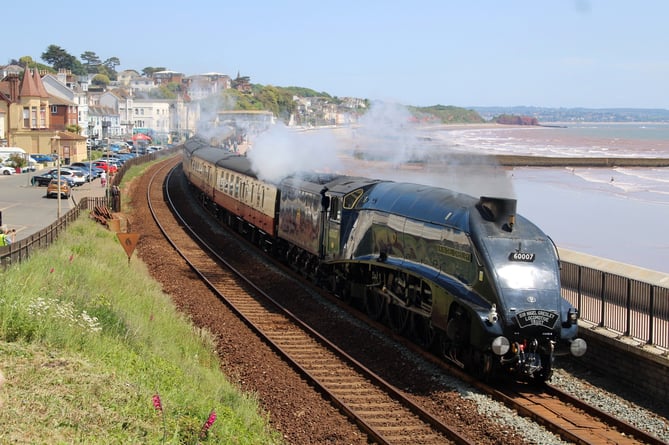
[3, 0, 669, 109]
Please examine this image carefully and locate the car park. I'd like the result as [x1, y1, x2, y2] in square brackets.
[46, 179, 71, 199]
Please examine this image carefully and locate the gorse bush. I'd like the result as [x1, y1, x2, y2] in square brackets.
[0, 218, 282, 444]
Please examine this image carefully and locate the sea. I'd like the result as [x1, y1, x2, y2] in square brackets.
[427, 123, 669, 275]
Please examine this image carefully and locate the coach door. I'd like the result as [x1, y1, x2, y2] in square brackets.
[324, 196, 341, 258]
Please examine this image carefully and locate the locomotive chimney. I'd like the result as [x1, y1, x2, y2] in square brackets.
[476, 197, 517, 232]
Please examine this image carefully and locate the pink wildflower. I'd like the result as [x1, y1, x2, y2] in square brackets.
[50, 267, 54, 274]
[152, 394, 163, 412]
[199, 411, 217, 438]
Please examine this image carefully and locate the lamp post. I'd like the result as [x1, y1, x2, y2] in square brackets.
[106, 137, 111, 206]
[51, 135, 61, 218]
[87, 122, 93, 188]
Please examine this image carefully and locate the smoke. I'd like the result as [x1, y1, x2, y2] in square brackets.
[243, 100, 514, 199]
[194, 93, 240, 143]
[246, 123, 343, 183]
[342, 101, 515, 199]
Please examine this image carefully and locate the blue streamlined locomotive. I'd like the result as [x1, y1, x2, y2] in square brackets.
[182, 137, 586, 382]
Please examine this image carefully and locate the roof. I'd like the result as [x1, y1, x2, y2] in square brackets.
[357, 181, 476, 232]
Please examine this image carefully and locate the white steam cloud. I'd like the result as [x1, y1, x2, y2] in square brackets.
[244, 100, 514, 198]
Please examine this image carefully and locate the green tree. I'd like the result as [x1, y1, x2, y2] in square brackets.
[91, 73, 110, 88]
[96, 64, 114, 80]
[17, 56, 55, 74]
[41, 45, 86, 75]
[142, 67, 166, 77]
[81, 51, 101, 73]
[148, 85, 177, 99]
[103, 57, 121, 80]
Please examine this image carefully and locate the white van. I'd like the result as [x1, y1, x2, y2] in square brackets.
[0, 147, 37, 172]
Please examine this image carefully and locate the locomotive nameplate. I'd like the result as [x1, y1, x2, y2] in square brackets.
[508, 251, 535, 262]
[516, 310, 558, 328]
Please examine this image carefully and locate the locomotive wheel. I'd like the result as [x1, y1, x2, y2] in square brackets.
[364, 289, 386, 321]
[387, 303, 410, 334]
[411, 313, 435, 350]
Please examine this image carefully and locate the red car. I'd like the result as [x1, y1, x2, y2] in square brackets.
[93, 160, 118, 174]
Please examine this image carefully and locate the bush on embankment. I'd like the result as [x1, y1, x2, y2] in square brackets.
[0, 218, 283, 444]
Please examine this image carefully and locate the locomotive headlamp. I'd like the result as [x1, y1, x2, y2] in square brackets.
[568, 307, 579, 324]
[492, 336, 510, 355]
[570, 338, 587, 357]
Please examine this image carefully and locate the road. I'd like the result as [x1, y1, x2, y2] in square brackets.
[0, 167, 106, 241]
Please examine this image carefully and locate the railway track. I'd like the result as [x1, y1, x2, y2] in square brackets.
[145, 159, 470, 444]
[140, 156, 666, 445]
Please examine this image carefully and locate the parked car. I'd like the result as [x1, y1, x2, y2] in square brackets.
[0, 165, 15, 175]
[46, 168, 86, 186]
[63, 165, 92, 182]
[31, 172, 75, 187]
[46, 178, 71, 199]
[93, 161, 118, 174]
[31, 154, 55, 163]
[69, 162, 104, 178]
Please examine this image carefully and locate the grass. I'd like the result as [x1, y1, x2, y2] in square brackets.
[0, 185, 283, 444]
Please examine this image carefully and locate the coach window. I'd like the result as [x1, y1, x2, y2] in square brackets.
[224, 172, 230, 193]
[234, 176, 240, 198]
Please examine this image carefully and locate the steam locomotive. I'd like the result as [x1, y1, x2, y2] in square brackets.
[182, 136, 586, 382]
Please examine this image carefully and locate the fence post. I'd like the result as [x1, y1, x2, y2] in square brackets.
[647, 286, 655, 346]
[577, 266, 582, 311]
[625, 279, 631, 336]
[599, 272, 606, 327]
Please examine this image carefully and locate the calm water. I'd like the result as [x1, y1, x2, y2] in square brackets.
[431, 123, 669, 274]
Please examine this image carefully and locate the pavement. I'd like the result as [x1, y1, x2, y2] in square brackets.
[0, 167, 109, 242]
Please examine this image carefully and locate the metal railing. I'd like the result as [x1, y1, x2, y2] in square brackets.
[561, 260, 669, 351]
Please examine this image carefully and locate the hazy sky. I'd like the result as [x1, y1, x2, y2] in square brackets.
[4, 0, 668, 109]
